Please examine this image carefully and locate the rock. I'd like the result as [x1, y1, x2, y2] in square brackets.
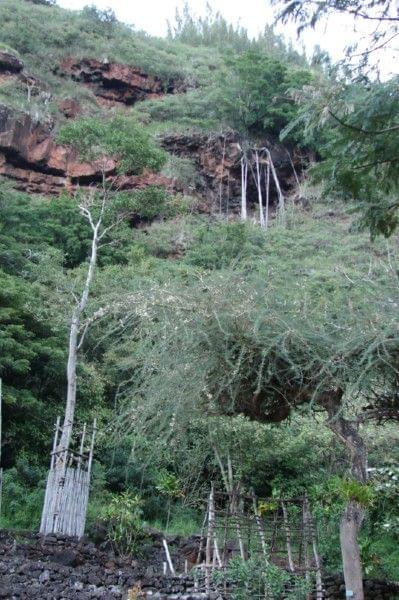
[0, 51, 23, 74]
[0, 586, 12, 598]
[87, 573, 101, 586]
[39, 569, 50, 583]
[52, 549, 82, 567]
[74, 581, 84, 591]
[0, 104, 174, 195]
[57, 57, 183, 106]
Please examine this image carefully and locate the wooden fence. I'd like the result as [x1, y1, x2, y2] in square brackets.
[40, 418, 96, 537]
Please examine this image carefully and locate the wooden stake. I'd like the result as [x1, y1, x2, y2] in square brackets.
[302, 497, 311, 598]
[205, 484, 215, 593]
[196, 507, 209, 565]
[304, 495, 323, 599]
[162, 538, 176, 575]
[235, 491, 246, 561]
[281, 500, 295, 572]
[251, 490, 268, 560]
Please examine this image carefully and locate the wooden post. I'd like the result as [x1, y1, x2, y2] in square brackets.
[304, 495, 323, 599]
[50, 417, 61, 470]
[205, 484, 215, 593]
[214, 538, 222, 567]
[163, 538, 176, 575]
[251, 490, 268, 560]
[302, 497, 311, 598]
[196, 506, 209, 565]
[88, 418, 97, 476]
[281, 500, 295, 572]
[78, 422, 87, 468]
[270, 506, 279, 555]
[235, 492, 246, 561]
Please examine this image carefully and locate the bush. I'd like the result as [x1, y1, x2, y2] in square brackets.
[100, 491, 144, 556]
[0, 461, 46, 530]
[215, 557, 311, 600]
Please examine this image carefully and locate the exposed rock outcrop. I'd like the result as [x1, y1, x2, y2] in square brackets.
[57, 58, 181, 106]
[160, 131, 304, 213]
[0, 104, 172, 194]
[0, 51, 47, 99]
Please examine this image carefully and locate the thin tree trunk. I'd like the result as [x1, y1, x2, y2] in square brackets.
[324, 391, 367, 600]
[264, 149, 285, 223]
[281, 500, 295, 572]
[285, 148, 300, 188]
[241, 156, 248, 221]
[255, 151, 265, 228]
[58, 222, 100, 453]
[264, 162, 270, 229]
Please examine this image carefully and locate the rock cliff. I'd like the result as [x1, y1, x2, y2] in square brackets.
[57, 57, 181, 106]
[0, 104, 172, 194]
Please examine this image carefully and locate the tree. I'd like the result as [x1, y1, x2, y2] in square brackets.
[106, 230, 398, 599]
[55, 115, 166, 452]
[40, 115, 167, 535]
[214, 49, 312, 139]
[276, 0, 399, 237]
[274, 0, 398, 71]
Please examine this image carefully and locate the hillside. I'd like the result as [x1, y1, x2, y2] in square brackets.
[0, 1, 398, 599]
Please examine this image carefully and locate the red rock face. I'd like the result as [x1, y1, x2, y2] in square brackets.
[0, 104, 173, 195]
[57, 57, 173, 106]
[0, 51, 46, 98]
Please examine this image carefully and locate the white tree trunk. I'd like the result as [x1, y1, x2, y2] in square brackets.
[58, 222, 100, 453]
[264, 149, 285, 222]
[240, 156, 248, 221]
[264, 163, 270, 229]
[255, 151, 265, 228]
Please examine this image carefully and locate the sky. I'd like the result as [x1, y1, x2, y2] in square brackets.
[57, 0, 395, 74]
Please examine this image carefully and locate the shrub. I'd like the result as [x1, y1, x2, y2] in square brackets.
[100, 491, 144, 556]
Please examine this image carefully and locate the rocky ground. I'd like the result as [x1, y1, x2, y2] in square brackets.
[0, 530, 207, 600]
[0, 530, 398, 599]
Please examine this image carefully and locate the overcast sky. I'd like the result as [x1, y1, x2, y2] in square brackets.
[57, 0, 395, 74]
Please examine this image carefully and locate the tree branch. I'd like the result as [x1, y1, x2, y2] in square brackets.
[328, 110, 399, 135]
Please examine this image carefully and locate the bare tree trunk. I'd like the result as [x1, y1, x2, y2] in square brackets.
[264, 149, 285, 223]
[264, 163, 270, 229]
[58, 220, 100, 453]
[240, 156, 248, 221]
[324, 392, 367, 600]
[255, 151, 265, 228]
